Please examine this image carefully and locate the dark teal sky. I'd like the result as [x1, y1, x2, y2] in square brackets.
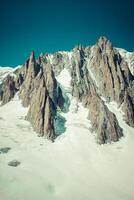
[0, 0, 134, 67]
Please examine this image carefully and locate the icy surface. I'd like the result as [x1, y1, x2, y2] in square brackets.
[86, 46, 99, 87]
[56, 68, 71, 91]
[0, 68, 134, 200]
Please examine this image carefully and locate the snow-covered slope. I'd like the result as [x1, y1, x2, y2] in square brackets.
[116, 48, 134, 75]
[0, 68, 134, 200]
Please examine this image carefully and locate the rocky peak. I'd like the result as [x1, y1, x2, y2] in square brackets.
[29, 51, 35, 61]
[70, 36, 134, 142]
[83, 92, 123, 144]
[42, 61, 58, 103]
[0, 75, 17, 104]
[19, 52, 40, 107]
[0, 69, 24, 105]
[28, 51, 40, 78]
[117, 48, 134, 75]
[0, 36, 134, 144]
[19, 53, 64, 139]
[71, 52, 124, 143]
[38, 53, 44, 64]
[97, 36, 113, 53]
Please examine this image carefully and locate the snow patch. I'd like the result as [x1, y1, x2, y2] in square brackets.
[86, 57, 98, 87]
[56, 68, 71, 92]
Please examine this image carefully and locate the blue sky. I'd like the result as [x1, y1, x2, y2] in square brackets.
[0, 0, 134, 66]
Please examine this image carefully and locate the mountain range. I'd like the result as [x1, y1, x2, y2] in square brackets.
[0, 36, 134, 200]
[0, 36, 134, 143]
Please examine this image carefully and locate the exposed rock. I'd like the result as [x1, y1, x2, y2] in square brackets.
[71, 46, 90, 100]
[20, 54, 65, 140]
[0, 67, 24, 104]
[70, 45, 123, 143]
[0, 147, 11, 154]
[0, 75, 18, 104]
[15, 73, 24, 89]
[8, 160, 21, 167]
[26, 72, 56, 140]
[83, 93, 123, 144]
[0, 36, 133, 144]
[122, 90, 134, 126]
[44, 51, 72, 76]
[19, 51, 40, 107]
[52, 52, 64, 75]
[0, 52, 65, 140]
[87, 36, 134, 127]
[117, 48, 134, 75]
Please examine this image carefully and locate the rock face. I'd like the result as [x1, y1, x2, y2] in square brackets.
[8, 160, 21, 167]
[0, 36, 133, 144]
[117, 48, 134, 75]
[87, 37, 134, 127]
[70, 48, 123, 143]
[0, 67, 24, 104]
[19, 52, 64, 140]
[0, 75, 18, 104]
[71, 45, 90, 100]
[0, 147, 11, 154]
[83, 93, 123, 144]
[43, 51, 72, 76]
[19, 51, 40, 107]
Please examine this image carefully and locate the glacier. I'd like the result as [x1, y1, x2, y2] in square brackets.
[0, 64, 134, 200]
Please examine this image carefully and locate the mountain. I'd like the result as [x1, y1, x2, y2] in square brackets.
[0, 37, 134, 200]
[0, 36, 134, 144]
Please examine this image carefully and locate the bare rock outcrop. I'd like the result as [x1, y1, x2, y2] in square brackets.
[19, 51, 40, 107]
[87, 36, 134, 127]
[71, 46, 123, 144]
[0, 36, 133, 144]
[19, 53, 64, 140]
[0, 66, 25, 104]
[0, 75, 18, 104]
[39, 51, 72, 76]
[83, 93, 123, 144]
[26, 74, 56, 140]
[71, 45, 90, 100]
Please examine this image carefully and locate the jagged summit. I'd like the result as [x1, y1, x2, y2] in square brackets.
[97, 36, 113, 53]
[29, 51, 36, 62]
[0, 37, 134, 144]
[98, 36, 110, 44]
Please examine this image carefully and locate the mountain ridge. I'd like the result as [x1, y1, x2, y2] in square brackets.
[0, 36, 134, 144]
